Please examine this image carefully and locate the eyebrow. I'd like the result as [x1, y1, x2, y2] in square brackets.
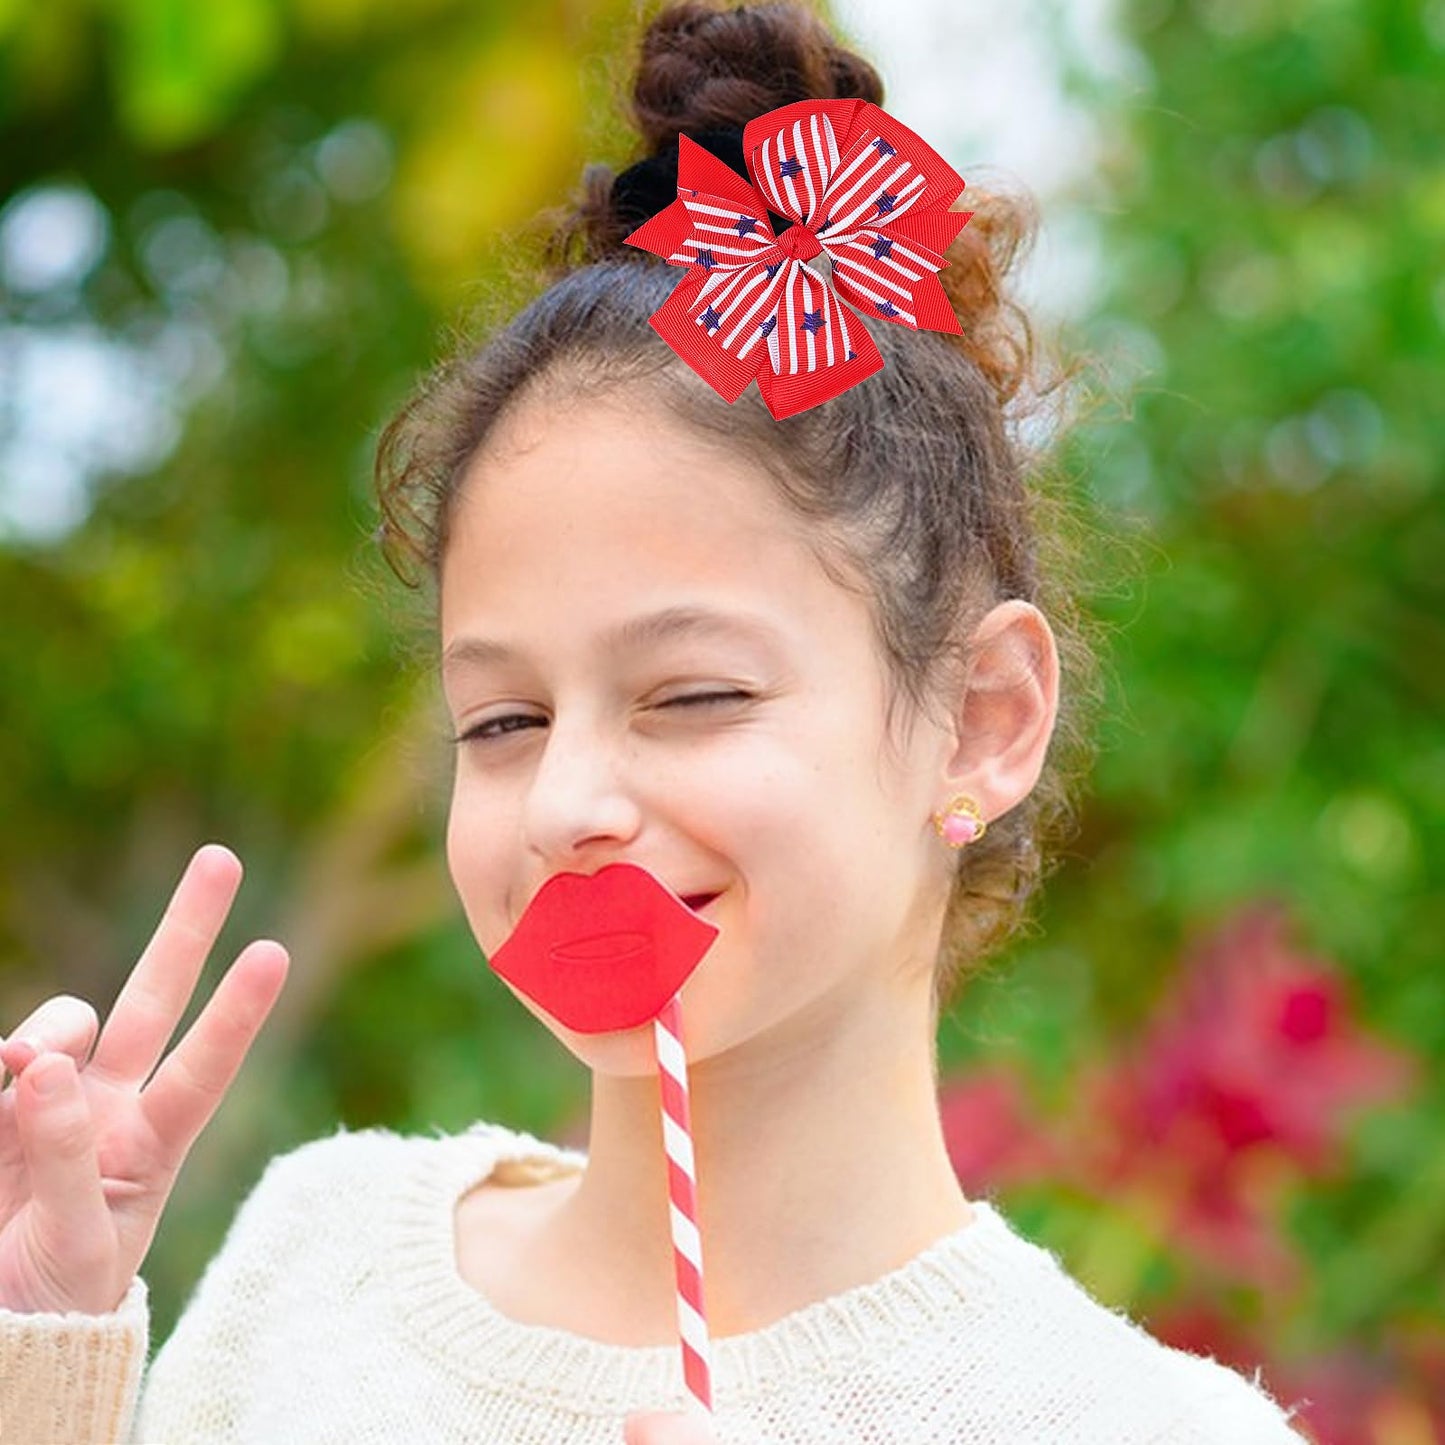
[440, 605, 786, 674]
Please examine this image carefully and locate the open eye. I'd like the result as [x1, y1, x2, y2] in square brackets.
[452, 713, 545, 745]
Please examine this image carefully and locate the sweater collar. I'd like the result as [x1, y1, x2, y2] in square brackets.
[385, 1122, 1024, 1414]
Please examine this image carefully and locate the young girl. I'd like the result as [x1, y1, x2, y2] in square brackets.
[0, 3, 1309, 1440]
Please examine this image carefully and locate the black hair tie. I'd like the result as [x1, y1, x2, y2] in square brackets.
[611, 126, 791, 235]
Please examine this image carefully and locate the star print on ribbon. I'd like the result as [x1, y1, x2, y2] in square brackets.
[623, 99, 974, 420]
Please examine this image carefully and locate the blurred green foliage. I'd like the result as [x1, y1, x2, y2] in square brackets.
[0, 0, 630, 1348]
[933, 0, 1443, 1432]
[1, 0, 1440, 1433]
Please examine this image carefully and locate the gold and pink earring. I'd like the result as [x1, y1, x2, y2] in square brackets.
[932, 794, 987, 849]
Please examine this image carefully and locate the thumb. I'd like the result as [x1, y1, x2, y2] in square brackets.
[623, 1409, 718, 1444]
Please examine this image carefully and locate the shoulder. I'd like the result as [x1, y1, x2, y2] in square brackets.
[226, 1123, 433, 1226]
[219, 1117, 581, 1247]
[155, 1118, 578, 1334]
[253, 1121, 443, 1193]
[1149, 1349, 1310, 1443]
[963, 1204, 1309, 1441]
[139, 1117, 585, 1436]
[254, 1115, 578, 1186]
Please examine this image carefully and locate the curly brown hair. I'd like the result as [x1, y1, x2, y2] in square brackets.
[373, 0, 1106, 1010]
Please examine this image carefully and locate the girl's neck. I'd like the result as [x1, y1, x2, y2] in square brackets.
[531, 976, 974, 1343]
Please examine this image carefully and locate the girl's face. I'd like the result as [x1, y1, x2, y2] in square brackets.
[439, 391, 956, 1076]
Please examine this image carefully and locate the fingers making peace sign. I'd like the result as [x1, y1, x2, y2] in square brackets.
[0, 843, 288, 1316]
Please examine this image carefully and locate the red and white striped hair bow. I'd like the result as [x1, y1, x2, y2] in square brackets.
[623, 98, 973, 420]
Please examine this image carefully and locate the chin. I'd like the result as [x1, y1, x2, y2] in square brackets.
[553, 1020, 667, 1080]
[501, 983, 661, 1073]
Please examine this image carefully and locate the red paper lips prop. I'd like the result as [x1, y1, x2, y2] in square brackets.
[489, 863, 724, 1409]
[487, 863, 721, 1033]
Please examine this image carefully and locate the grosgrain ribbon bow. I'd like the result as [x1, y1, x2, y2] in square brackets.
[623, 99, 974, 420]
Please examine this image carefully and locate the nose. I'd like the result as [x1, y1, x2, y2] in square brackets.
[523, 710, 643, 864]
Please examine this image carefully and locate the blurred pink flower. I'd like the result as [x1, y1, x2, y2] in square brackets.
[938, 901, 1431, 1441]
[1122, 902, 1414, 1165]
[1072, 902, 1418, 1282]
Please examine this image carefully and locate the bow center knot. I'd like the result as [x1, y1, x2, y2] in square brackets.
[775, 223, 824, 262]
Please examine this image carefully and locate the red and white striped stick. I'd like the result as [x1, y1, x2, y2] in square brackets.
[654, 990, 713, 1415]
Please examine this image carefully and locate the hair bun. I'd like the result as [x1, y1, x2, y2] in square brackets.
[628, 0, 884, 154]
[544, 2, 882, 266]
[543, 2, 1044, 415]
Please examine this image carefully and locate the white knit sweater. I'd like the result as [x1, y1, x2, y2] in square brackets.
[0, 1121, 1311, 1443]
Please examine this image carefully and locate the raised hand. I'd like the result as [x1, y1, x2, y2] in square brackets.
[0, 843, 289, 1316]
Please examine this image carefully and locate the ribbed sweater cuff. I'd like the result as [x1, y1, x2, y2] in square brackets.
[0, 1276, 148, 1445]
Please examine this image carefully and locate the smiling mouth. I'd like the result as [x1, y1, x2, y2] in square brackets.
[682, 892, 721, 912]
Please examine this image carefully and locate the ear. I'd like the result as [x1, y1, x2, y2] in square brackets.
[936, 600, 1059, 824]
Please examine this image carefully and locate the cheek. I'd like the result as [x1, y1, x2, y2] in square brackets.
[665, 741, 805, 866]
[720, 739, 904, 943]
[445, 776, 519, 953]
[684, 749, 847, 935]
